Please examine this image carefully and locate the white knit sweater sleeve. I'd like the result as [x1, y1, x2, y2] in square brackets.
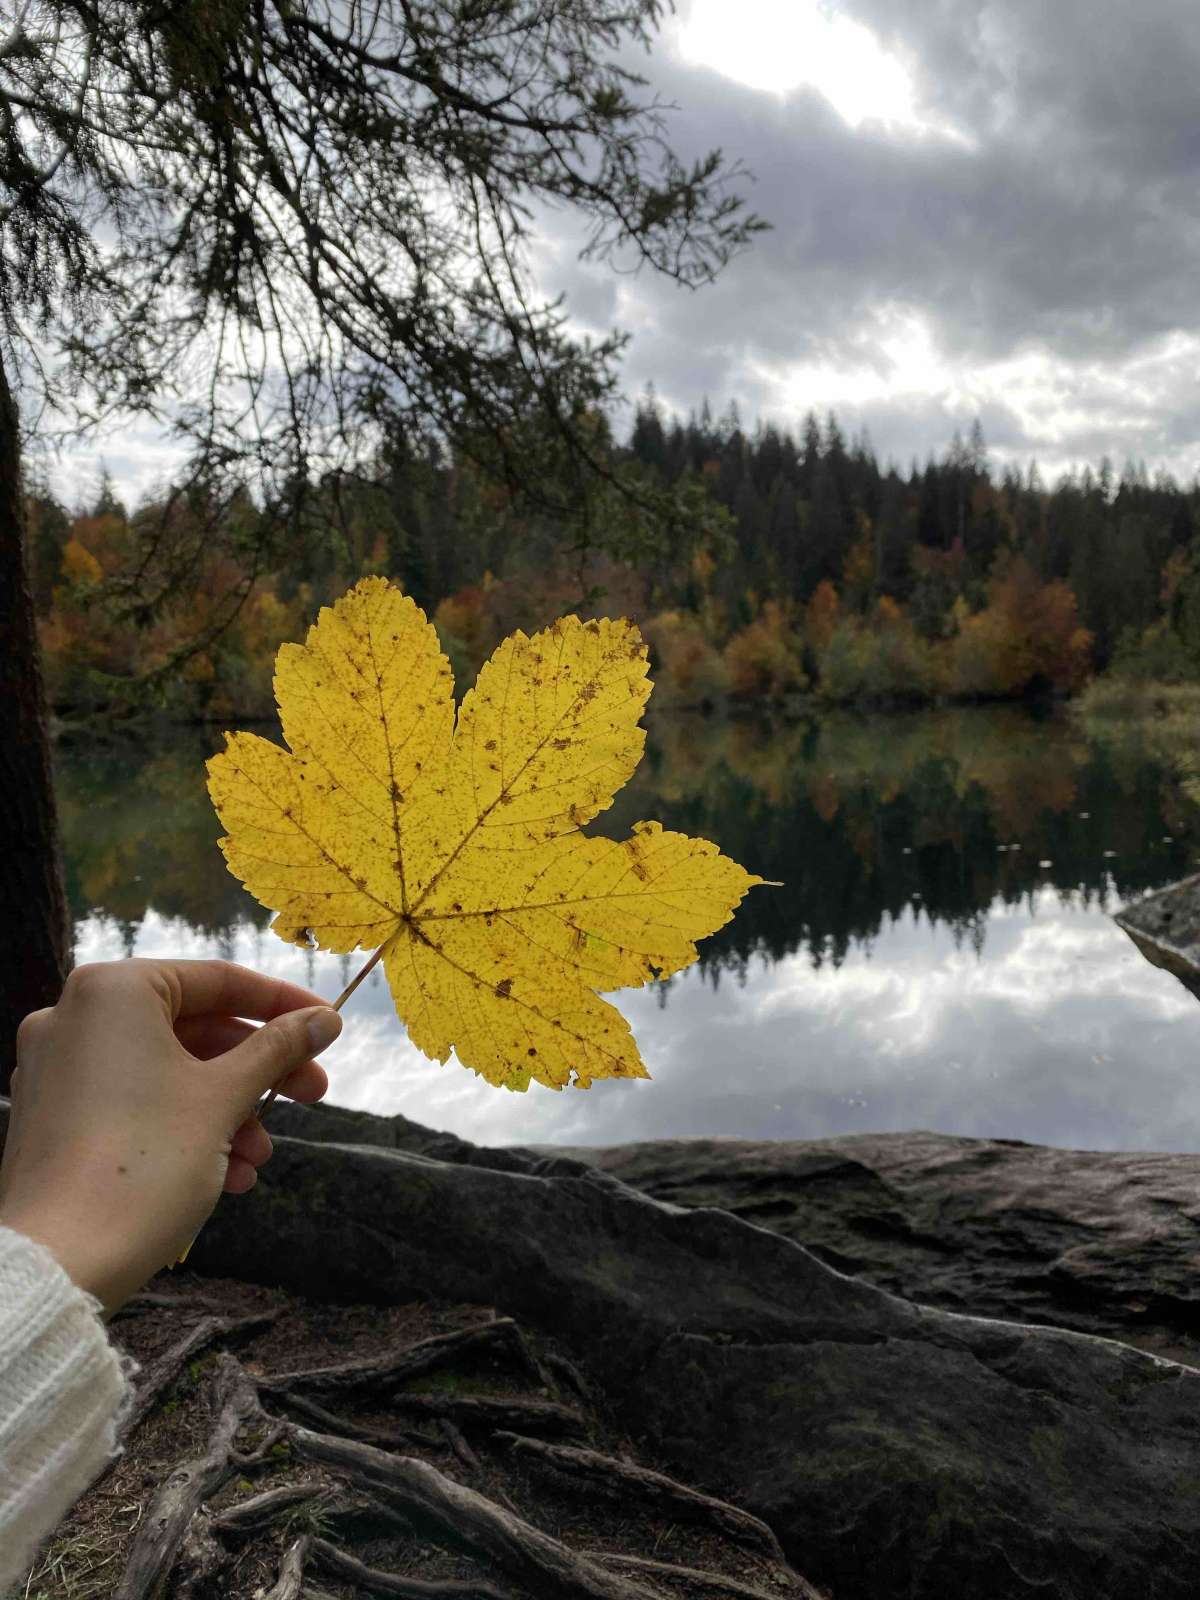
[0, 1225, 131, 1592]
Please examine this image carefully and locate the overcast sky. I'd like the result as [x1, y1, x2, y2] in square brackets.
[51, 0, 1200, 503]
[540, 0, 1200, 483]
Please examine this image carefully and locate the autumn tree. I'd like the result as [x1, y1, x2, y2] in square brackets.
[0, 0, 762, 1071]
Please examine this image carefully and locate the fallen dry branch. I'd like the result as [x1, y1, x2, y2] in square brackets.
[497, 1431, 788, 1564]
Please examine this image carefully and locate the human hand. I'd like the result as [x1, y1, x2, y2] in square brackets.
[0, 958, 341, 1315]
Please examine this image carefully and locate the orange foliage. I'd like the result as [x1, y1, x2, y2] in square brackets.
[723, 601, 807, 700]
[804, 580, 840, 653]
[949, 552, 1091, 697]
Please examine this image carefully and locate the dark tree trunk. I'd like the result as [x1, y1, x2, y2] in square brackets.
[0, 345, 70, 1086]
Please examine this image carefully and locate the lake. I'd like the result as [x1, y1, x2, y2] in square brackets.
[56, 705, 1200, 1152]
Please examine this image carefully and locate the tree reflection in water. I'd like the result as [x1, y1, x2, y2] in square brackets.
[55, 706, 1199, 987]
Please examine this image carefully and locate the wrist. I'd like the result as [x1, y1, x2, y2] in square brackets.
[0, 1202, 132, 1317]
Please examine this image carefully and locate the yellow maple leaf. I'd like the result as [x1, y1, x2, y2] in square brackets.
[207, 576, 766, 1091]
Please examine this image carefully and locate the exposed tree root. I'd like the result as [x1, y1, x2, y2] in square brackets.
[209, 1480, 331, 1535]
[542, 1349, 593, 1402]
[439, 1417, 483, 1472]
[115, 1358, 262, 1600]
[263, 1534, 309, 1600]
[264, 1318, 524, 1395]
[269, 1386, 441, 1449]
[309, 1535, 515, 1598]
[114, 1291, 230, 1319]
[289, 1422, 665, 1599]
[589, 1549, 826, 1600]
[385, 1392, 586, 1437]
[124, 1309, 281, 1437]
[497, 1431, 789, 1564]
[89, 1321, 822, 1600]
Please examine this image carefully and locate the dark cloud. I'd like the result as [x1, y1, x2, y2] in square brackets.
[534, 1, 1200, 476]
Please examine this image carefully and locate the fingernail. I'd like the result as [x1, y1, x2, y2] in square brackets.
[305, 1008, 343, 1054]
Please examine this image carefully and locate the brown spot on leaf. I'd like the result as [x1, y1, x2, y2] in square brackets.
[527, 1047, 537, 1057]
[484, 739, 497, 751]
[495, 977, 513, 998]
[552, 738, 570, 750]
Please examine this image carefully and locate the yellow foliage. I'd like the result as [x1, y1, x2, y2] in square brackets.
[61, 538, 102, 585]
[208, 577, 763, 1092]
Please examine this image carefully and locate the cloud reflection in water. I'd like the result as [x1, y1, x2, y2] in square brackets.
[77, 884, 1200, 1154]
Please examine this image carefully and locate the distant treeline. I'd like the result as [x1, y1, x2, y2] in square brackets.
[29, 399, 1200, 719]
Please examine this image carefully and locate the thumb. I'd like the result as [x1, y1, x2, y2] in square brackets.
[221, 1006, 342, 1105]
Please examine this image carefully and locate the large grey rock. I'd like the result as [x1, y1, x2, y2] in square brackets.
[183, 1124, 1200, 1599]
[562, 1129, 1200, 1363]
[1116, 871, 1200, 1005]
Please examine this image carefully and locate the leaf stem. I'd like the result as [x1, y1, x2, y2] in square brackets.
[332, 939, 389, 1011]
[256, 938, 390, 1124]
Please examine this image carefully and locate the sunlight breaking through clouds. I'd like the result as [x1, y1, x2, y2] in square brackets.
[675, 0, 970, 142]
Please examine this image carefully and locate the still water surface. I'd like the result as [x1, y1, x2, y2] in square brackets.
[56, 707, 1200, 1152]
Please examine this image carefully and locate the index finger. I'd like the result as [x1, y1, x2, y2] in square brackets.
[150, 958, 330, 1022]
